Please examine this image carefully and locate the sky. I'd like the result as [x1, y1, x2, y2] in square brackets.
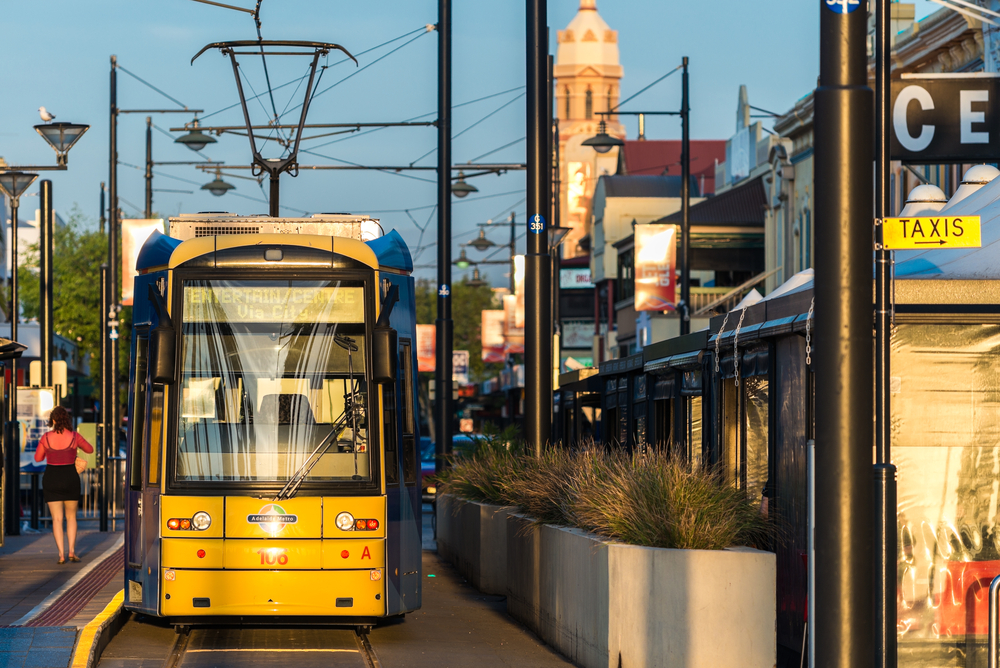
[0, 0, 941, 285]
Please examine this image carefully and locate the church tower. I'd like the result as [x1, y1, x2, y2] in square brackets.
[555, 0, 625, 259]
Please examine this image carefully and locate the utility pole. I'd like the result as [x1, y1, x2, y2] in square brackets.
[525, 0, 551, 456]
[814, 1, 873, 667]
[108, 55, 120, 515]
[39, 181, 53, 387]
[145, 117, 153, 219]
[434, 0, 454, 474]
[873, 0, 897, 666]
[99, 265, 108, 533]
[679, 57, 691, 336]
[99, 182, 106, 235]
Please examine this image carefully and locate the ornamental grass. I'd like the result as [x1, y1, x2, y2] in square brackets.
[437, 434, 775, 551]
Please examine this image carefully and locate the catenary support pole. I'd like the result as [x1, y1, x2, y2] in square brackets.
[814, 1, 874, 667]
[525, 0, 551, 456]
[269, 173, 280, 217]
[679, 57, 691, 336]
[40, 181, 53, 387]
[99, 182, 106, 235]
[99, 265, 108, 532]
[874, 1, 897, 666]
[109, 55, 120, 491]
[145, 117, 153, 219]
[435, 0, 454, 474]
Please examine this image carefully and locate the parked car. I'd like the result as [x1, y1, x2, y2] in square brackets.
[420, 434, 476, 503]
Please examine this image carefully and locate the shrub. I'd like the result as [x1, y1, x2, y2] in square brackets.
[440, 440, 775, 551]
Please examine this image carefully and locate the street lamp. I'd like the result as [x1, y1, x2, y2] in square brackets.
[468, 229, 496, 252]
[581, 120, 624, 154]
[34, 123, 90, 167]
[201, 170, 236, 197]
[467, 267, 487, 288]
[455, 248, 472, 269]
[175, 119, 217, 152]
[548, 224, 571, 251]
[452, 172, 478, 198]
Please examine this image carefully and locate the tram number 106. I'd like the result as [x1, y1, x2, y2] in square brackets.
[256, 548, 289, 566]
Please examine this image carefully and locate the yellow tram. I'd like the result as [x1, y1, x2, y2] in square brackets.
[123, 214, 422, 626]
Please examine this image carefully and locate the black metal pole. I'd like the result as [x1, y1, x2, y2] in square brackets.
[525, 0, 551, 456]
[873, 1, 897, 666]
[814, 2, 873, 667]
[109, 55, 120, 485]
[6, 196, 20, 538]
[550, 54, 561, 362]
[680, 57, 691, 336]
[98, 264, 108, 532]
[269, 173, 280, 217]
[40, 180, 53, 387]
[145, 117, 153, 219]
[435, 0, 453, 474]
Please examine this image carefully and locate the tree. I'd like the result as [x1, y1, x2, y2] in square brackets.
[414, 277, 504, 383]
[16, 206, 119, 395]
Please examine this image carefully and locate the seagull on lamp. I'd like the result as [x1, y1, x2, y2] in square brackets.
[38, 107, 56, 123]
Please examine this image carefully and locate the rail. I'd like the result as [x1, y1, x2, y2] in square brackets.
[990, 573, 1000, 668]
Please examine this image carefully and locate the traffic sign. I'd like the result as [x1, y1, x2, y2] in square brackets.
[881, 215, 981, 250]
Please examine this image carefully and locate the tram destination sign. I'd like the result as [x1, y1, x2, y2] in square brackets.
[891, 74, 1000, 163]
[881, 215, 982, 250]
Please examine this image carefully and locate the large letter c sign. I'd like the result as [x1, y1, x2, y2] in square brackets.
[894, 85, 935, 153]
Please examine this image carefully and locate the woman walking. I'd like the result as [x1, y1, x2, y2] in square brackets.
[34, 406, 93, 564]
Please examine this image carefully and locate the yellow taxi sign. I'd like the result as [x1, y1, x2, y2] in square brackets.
[882, 215, 981, 250]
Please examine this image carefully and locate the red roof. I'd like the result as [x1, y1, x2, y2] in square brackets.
[617, 140, 726, 195]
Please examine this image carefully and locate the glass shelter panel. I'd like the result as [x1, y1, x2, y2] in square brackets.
[175, 279, 372, 484]
[894, 324, 1000, 667]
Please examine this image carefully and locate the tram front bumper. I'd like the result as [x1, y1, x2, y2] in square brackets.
[161, 568, 386, 617]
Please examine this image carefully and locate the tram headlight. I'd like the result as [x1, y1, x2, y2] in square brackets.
[192, 511, 212, 531]
[336, 511, 355, 531]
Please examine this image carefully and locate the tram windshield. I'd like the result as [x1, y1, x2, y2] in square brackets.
[174, 279, 372, 484]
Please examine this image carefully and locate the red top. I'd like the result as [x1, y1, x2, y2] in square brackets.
[34, 429, 94, 466]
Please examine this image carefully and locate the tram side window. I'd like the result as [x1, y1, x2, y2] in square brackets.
[383, 385, 399, 486]
[129, 337, 148, 491]
[401, 341, 417, 485]
[147, 387, 165, 485]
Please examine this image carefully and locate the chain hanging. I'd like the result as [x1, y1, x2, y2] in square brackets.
[733, 307, 747, 389]
[714, 311, 731, 374]
[805, 297, 815, 367]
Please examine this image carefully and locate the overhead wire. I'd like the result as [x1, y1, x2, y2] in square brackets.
[408, 91, 526, 166]
[116, 64, 190, 109]
[469, 136, 525, 163]
[299, 148, 437, 184]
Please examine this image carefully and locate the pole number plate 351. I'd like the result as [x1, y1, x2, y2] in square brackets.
[529, 214, 546, 234]
[881, 216, 981, 250]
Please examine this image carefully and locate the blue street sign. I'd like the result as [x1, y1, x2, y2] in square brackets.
[529, 214, 546, 234]
[824, 0, 861, 13]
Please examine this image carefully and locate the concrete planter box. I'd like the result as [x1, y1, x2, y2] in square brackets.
[435, 494, 512, 595]
[506, 513, 776, 668]
[441, 496, 776, 668]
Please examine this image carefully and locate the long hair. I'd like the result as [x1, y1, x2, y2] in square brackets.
[49, 406, 72, 434]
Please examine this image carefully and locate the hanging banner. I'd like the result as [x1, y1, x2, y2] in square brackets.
[453, 350, 470, 384]
[513, 255, 525, 329]
[481, 310, 506, 363]
[634, 224, 677, 312]
[503, 295, 524, 354]
[121, 219, 165, 306]
[415, 324, 436, 372]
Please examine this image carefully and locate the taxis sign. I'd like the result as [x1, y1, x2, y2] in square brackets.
[881, 215, 981, 250]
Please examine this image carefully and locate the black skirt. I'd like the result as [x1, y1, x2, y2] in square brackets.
[42, 464, 80, 503]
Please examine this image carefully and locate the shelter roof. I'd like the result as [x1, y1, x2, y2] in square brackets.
[656, 175, 766, 227]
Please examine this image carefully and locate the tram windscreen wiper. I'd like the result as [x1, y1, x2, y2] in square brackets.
[274, 333, 363, 500]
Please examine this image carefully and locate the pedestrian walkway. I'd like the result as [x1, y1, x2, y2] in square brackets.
[0, 527, 124, 668]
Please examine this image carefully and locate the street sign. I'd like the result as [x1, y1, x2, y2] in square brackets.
[891, 75, 1000, 162]
[881, 215, 982, 250]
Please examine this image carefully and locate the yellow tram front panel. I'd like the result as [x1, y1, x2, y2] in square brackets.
[223, 540, 323, 570]
[225, 496, 323, 539]
[321, 539, 385, 569]
[162, 538, 224, 569]
[161, 496, 225, 539]
[160, 568, 386, 617]
[322, 496, 386, 539]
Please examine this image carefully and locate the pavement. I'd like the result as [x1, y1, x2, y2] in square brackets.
[0, 524, 125, 668]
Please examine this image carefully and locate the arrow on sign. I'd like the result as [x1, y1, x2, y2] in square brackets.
[914, 240, 947, 245]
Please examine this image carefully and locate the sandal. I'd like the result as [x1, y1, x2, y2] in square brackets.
[68, 555, 80, 563]
[57, 557, 65, 565]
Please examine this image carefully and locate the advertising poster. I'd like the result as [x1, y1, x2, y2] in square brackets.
[416, 324, 436, 372]
[634, 224, 677, 312]
[481, 310, 506, 362]
[453, 350, 470, 384]
[18, 387, 56, 472]
[121, 219, 165, 306]
[503, 295, 524, 354]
